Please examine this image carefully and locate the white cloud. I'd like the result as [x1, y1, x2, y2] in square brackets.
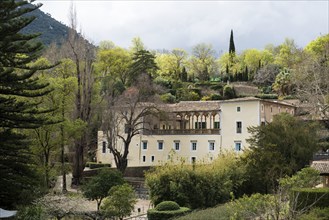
[36, 0, 329, 52]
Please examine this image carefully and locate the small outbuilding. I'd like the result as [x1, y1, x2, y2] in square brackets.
[311, 160, 329, 187]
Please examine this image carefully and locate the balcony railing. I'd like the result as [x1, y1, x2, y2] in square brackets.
[142, 128, 220, 135]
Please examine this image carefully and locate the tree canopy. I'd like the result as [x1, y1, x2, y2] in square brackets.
[0, 0, 54, 209]
[243, 113, 320, 194]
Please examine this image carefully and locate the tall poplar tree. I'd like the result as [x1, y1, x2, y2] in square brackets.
[0, 0, 52, 208]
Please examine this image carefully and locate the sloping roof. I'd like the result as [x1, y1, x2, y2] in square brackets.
[311, 161, 329, 175]
[165, 101, 221, 112]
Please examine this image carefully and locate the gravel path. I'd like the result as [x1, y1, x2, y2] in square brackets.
[54, 173, 152, 217]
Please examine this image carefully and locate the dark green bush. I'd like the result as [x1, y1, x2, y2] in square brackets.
[291, 188, 329, 210]
[223, 85, 235, 99]
[147, 207, 190, 220]
[210, 94, 223, 100]
[86, 162, 111, 169]
[210, 84, 223, 91]
[156, 201, 180, 211]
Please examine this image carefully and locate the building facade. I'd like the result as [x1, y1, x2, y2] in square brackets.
[97, 97, 296, 167]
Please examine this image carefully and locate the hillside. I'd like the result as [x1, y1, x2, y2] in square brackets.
[21, 5, 69, 46]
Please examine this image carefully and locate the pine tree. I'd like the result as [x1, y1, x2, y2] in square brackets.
[129, 49, 158, 84]
[229, 29, 236, 54]
[0, 0, 53, 208]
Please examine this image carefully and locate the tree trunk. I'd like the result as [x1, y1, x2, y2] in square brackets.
[72, 138, 84, 185]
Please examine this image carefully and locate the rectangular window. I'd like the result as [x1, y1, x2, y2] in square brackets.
[142, 155, 146, 162]
[195, 122, 206, 129]
[237, 106, 241, 112]
[124, 124, 131, 133]
[191, 142, 197, 151]
[142, 141, 148, 150]
[158, 141, 163, 150]
[151, 156, 155, 163]
[235, 142, 242, 151]
[236, 121, 242, 134]
[213, 121, 220, 129]
[102, 141, 106, 153]
[209, 142, 215, 151]
[174, 141, 180, 151]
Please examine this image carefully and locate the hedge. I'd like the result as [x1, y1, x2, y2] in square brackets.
[85, 162, 111, 169]
[147, 207, 190, 220]
[156, 201, 180, 211]
[291, 188, 329, 210]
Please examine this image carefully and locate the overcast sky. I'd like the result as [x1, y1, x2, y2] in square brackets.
[35, 0, 328, 54]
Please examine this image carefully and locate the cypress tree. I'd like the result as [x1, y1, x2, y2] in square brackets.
[0, 0, 53, 208]
[229, 29, 236, 54]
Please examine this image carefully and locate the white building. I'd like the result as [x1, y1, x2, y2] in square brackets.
[97, 97, 295, 167]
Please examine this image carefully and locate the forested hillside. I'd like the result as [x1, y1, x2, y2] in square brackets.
[21, 4, 69, 46]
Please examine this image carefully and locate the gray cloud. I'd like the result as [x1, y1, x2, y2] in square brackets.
[37, 1, 328, 52]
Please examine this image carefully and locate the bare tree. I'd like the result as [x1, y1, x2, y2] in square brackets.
[102, 74, 160, 174]
[293, 42, 329, 120]
[63, 4, 96, 185]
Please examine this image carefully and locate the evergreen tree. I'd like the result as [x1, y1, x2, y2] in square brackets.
[0, 0, 53, 208]
[181, 66, 188, 82]
[129, 49, 158, 84]
[229, 29, 236, 54]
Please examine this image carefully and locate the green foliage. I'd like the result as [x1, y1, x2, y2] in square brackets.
[81, 168, 124, 210]
[15, 205, 46, 220]
[147, 207, 190, 220]
[129, 49, 158, 83]
[209, 83, 223, 91]
[227, 193, 278, 220]
[223, 85, 235, 99]
[176, 88, 200, 101]
[272, 68, 293, 96]
[176, 194, 277, 220]
[0, 0, 55, 209]
[160, 93, 176, 103]
[279, 167, 320, 190]
[101, 183, 137, 219]
[85, 162, 111, 169]
[155, 201, 180, 211]
[300, 207, 329, 220]
[243, 114, 320, 193]
[145, 152, 245, 209]
[304, 34, 329, 58]
[291, 188, 329, 210]
[229, 29, 236, 54]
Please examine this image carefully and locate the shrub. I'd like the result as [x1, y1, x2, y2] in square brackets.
[160, 93, 176, 103]
[145, 152, 245, 209]
[147, 207, 190, 220]
[223, 85, 235, 99]
[156, 201, 180, 211]
[299, 207, 329, 220]
[101, 183, 137, 219]
[210, 84, 223, 91]
[291, 188, 329, 210]
[86, 162, 111, 169]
